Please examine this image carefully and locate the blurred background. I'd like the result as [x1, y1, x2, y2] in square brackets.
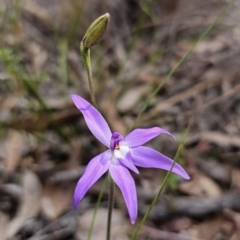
[0, 0, 240, 239]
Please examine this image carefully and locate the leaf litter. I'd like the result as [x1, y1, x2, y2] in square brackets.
[0, 0, 240, 239]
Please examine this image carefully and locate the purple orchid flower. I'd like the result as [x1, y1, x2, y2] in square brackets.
[71, 94, 190, 224]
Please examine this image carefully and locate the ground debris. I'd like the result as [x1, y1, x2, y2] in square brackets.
[0, 0, 240, 239]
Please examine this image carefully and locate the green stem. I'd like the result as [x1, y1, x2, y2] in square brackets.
[80, 42, 100, 239]
[80, 42, 97, 108]
[107, 173, 115, 240]
[130, 118, 194, 240]
[87, 176, 108, 240]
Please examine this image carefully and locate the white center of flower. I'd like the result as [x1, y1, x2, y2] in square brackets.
[112, 145, 130, 164]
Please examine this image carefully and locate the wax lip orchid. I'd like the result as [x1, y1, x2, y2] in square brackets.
[71, 94, 190, 224]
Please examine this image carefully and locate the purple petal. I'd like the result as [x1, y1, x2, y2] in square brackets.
[131, 146, 190, 179]
[118, 152, 139, 174]
[125, 127, 175, 148]
[73, 150, 111, 209]
[71, 94, 112, 147]
[109, 164, 137, 224]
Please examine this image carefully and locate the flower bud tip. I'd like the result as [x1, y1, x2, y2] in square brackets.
[82, 13, 110, 49]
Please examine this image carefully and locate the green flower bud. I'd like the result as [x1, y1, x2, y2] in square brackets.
[82, 13, 110, 48]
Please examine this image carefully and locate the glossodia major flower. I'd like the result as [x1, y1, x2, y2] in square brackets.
[71, 94, 190, 224]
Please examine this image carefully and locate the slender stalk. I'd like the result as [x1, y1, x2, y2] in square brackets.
[87, 176, 108, 240]
[79, 14, 110, 237]
[107, 173, 115, 240]
[80, 42, 100, 239]
[130, 118, 194, 240]
[80, 42, 97, 108]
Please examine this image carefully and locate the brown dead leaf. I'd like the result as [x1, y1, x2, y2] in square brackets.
[139, 225, 195, 240]
[198, 132, 240, 148]
[194, 39, 226, 54]
[78, 208, 127, 240]
[7, 171, 42, 237]
[160, 217, 192, 232]
[27, 42, 48, 74]
[3, 130, 28, 172]
[187, 216, 224, 240]
[231, 169, 240, 189]
[41, 182, 75, 220]
[22, 0, 52, 23]
[117, 85, 151, 113]
[179, 174, 222, 197]
[101, 98, 127, 135]
[224, 209, 240, 240]
[229, 230, 240, 240]
[4, 105, 80, 132]
[0, 212, 9, 240]
[197, 159, 231, 185]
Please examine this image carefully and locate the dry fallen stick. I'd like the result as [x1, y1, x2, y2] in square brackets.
[29, 228, 75, 240]
[196, 158, 231, 185]
[141, 70, 240, 124]
[182, 81, 240, 117]
[139, 225, 198, 240]
[139, 190, 240, 221]
[196, 131, 240, 148]
[141, 70, 222, 122]
[2, 105, 80, 132]
[0, 184, 22, 218]
[49, 167, 84, 184]
[28, 212, 77, 240]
